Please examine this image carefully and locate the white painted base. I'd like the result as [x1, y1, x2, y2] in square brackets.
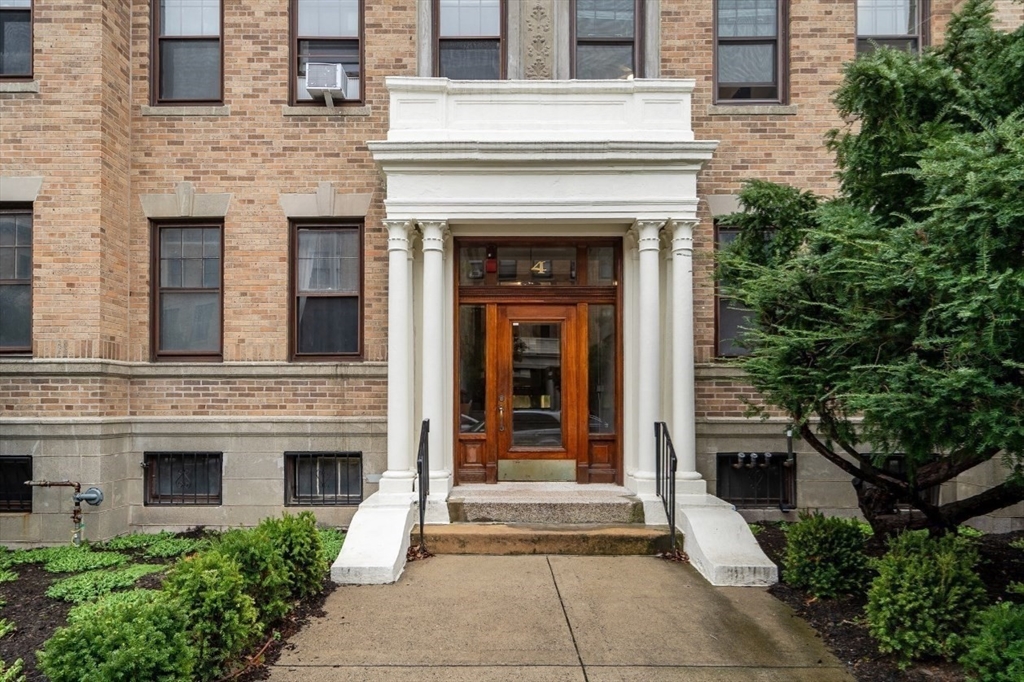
[640, 494, 669, 526]
[675, 494, 778, 587]
[331, 492, 415, 584]
[424, 493, 451, 525]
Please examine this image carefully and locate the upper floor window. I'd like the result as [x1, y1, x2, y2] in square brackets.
[435, 0, 502, 79]
[573, 0, 641, 79]
[153, 0, 222, 103]
[716, 225, 755, 357]
[292, 222, 362, 358]
[857, 0, 926, 54]
[0, 0, 32, 78]
[153, 223, 222, 360]
[292, 0, 362, 103]
[715, 0, 786, 103]
[0, 207, 32, 354]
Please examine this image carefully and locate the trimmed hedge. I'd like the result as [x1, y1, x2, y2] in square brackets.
[783, 510, 870, 598]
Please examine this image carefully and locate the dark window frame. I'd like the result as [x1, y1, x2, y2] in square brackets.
[713, 0, 788, 104]
[856, 0, 929, 55]
[570, 0, 644, 79]
[0, 456, 32, 512]
[714, 223, 755, 358]
[0, 204, 33, 355]
[289, 220, 364, 361]
[432, 0, 507, 80]
[150, 0, 224, 105]
[289, 0, 365, 106]
[151, 220, 224, 362]
[143, 452, 223, 506]
[284, 452, 363, 506]
[716, 451, 796, 509]
[0, 0, 33, 80]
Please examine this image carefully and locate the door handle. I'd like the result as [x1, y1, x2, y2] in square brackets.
[499, 405, 505, 432]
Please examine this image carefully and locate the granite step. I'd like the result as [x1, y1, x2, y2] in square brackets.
[446, 482, 645, 525]
[411, 523, 674, 556]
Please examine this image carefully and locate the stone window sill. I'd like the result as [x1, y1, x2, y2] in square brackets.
[282, 104, 371, 117]
[0, 81, 39, 94]
[707, 104, 798, 116]
[141, 105, 230, 117]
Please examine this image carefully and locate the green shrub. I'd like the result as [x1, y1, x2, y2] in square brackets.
[319, 527, 345, 563]
[41, 546, 130, 573]
[66, 589, 161, 622]
[217, 528, 291, 625]
[259, 512, 328, 599]
[783, 511, 870, 598]
[164, 550, 259, 680]
[959, 602, 1024, 682]
[45, 564, 166, 603]
[0, 658, 25, 682]
[37, 589, 194, 682]
[866, 531, 988, 668]
[102, 531, 173, 551]
[144, 536, 209, 558]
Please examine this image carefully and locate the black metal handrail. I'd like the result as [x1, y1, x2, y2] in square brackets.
[655, 422, 680, 558]
[415, 419, 430, 554]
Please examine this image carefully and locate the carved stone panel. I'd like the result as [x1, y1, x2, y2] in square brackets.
[523, 0, 554, 80]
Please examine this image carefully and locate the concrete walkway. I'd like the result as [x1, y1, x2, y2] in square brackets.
[269, 555, 853, 681]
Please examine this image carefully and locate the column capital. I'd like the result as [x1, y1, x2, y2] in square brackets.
[384, 219, 413, 252]
[417, 220, 450, 252]
[669, 219, 698, 256]
[631, 219, 666, 253]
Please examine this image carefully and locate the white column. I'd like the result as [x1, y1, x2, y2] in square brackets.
[380, 220, 415, 494]
[634, 219, 665, 494]
[671, 220, 703, 489]
[418, 220, 452, 495]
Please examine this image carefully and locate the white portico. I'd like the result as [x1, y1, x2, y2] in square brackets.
[332, 77, 775, 586]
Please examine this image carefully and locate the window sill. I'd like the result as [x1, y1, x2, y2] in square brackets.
[141, 105, 230, 117]
[707, 104, 798, 116]
[0, 81, 39, 94]
[282, 104, 371, 117]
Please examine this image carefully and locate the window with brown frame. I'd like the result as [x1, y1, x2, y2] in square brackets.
[292, 222, 362, 358]
[857, 0, 927, 54]
[0, 456, 31, 512]
[0, 206, 32, 354]
[435, 0, 503, 80]
[715, 225, 755, 357]
[144, 452, 222, 505]
[715, 0, 786, 103]
[152, 0, 222, 104]
[152, 223, 222, 360]
[573, 0, 642, 79]
[0, 0, 32, 78]
[292, 0, 362, 104]
[284, 452, 362, 506]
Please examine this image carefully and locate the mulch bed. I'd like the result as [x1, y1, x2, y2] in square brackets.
[754, 524, 1024, 682]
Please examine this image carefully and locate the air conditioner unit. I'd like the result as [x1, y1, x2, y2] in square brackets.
[305, 62, 348, 106]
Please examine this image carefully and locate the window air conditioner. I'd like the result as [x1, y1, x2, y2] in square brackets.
[305, 63, 348, 105]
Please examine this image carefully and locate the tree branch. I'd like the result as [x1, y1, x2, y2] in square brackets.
[939, 480, 1024, 527]
[917, 447, 1002, 489]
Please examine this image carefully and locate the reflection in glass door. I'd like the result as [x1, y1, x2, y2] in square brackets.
[510, 322, 563, 448]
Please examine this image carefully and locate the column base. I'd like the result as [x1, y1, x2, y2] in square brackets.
[377, 470, 415, 495]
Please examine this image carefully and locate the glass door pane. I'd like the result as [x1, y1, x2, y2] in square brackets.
[511, 322, 563, 447]
[459, 305, 487, 431]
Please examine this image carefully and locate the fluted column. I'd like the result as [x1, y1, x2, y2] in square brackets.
[671, 220, 702, 483]
[418, 220, 450, 488]
[380, 220, 415, 494]
[634, 219, 665, 493]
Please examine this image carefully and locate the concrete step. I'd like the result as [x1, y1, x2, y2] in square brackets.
[411, 523, 674, 556]
[447, 482, 645, 524]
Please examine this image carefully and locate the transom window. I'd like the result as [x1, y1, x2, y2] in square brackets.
[285, 452, 362, 506]
[715, 0, 786, 102]
[0, 0, 32, 78]
[292, 223, 362, 358]
[293, 0, 362, 103]
[0, 207, 32, 353]
[573, 0, 641, 79]
[857, 0, 925, 54]
[436, 0, 502, 80]
[153, 224, 222, 360]
[153, 0, 222, 103]
[144, 452, 222, 505]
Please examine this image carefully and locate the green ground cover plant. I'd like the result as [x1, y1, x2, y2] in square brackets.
[866, 531, 988, 668]
[0, 658, 25, 682]
[144, 536, 210, 558]
[783, 511, 870, 598]
[0, 619, 14, 639]
[101, 532, 174, 551]
[45, 564, 167, 603]
[0, 570, 14, 585]
[319, 527, 345, 563]
[41, 547, 130, 574]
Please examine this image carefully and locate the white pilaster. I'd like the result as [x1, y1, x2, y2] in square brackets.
[418, 220, 453, 500]
[671, 220, 704, 492]
[634, 219, 665, 497]
[380, 219, 415, 494]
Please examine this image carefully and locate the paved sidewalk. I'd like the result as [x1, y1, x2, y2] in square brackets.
[268, 555, 854, 681]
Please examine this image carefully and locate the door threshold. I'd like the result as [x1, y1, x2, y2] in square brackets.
[497, 459, 576, 482]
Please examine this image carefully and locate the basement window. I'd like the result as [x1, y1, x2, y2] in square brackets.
[0, 456, 31, 512]
[144, 452, 222, 505]
[285, 452, 362, 506]
[716, 452, 796, 509]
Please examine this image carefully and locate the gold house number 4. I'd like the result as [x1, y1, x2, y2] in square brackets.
[531, 260, 550, 275]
